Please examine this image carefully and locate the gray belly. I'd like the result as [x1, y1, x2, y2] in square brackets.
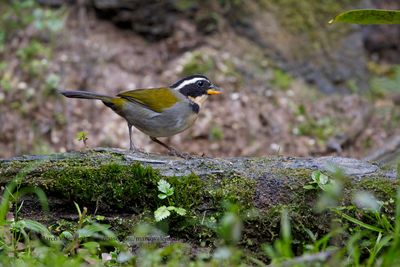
[119, 101, 198, 137]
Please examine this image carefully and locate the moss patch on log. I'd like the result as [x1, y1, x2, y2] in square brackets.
[0, 151, 258, 215]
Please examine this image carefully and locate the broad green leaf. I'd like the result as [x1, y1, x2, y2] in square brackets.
[329, 9, 400, 25]
[174, 207, 187, 216]
[17, 219, 52, 236]
[311, 171, 320, 183]
[77, 223, 114, 239]
[95, 215, 105, 221]
[166, 188, 174, 196]
[158, 193, 167, 199]
[82, 241, 100, 250]
[157, 179, 174, 196]
[154, 206, 170, 222]
[319, 173, 329, 185]
[60, 230, 73, 240]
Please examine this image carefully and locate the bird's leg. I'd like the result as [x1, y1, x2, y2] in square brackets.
[127, 123, 136, 152]
[150, 137, 190, 159]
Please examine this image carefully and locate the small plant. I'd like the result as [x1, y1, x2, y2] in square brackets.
[63, 202, 117, 256]
[75, 131, 88, 147]
[209, 125, 224, 141]
[181, 51, 215, 76]
[154, 180, 186, 222]
[263, 209, 294, 263]
[293, 104, 336, 142]
[271, 69, 293, 91]
[303, 170, 340, 195]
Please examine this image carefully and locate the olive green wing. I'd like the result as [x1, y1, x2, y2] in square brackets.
[117, 88, 179, 113]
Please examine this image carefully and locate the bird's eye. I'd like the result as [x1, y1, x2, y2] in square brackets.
[196, 81, 204, 87]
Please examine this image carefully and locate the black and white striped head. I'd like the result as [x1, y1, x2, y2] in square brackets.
[171, 75, 221, 98]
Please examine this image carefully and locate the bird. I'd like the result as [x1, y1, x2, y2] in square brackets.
[59, 75, 222, 157]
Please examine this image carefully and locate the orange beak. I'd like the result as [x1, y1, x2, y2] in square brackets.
[207, 85, 222, 95]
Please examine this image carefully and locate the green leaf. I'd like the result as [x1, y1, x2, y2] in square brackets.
[303, 185, 316, 190]
[14, 219, 51, 237]
[319, 173, 329, 185]
[60, 230, 73, 240]
[158, 193, 167, 199]
[329, 9, 400, 25]
[311, 171, 320, 183]
[154, 206, 171, 222]
[166, 188, 174, 196]
[174, 207, 187, 216]
[340, 212, 384, 232]
[95, 215, 105, 221]
[82, 241, 100, 250]
[77, 223, 115, 239]
[76, 131, 88, 142]
[157, 179, 174, 196]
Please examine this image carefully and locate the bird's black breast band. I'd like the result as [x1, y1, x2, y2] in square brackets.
[190, 102, 200, 114]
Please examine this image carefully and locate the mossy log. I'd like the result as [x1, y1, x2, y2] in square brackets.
[0, 148, 397, 249]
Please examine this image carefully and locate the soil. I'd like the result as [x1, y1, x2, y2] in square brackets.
[0, 5, 399, 161]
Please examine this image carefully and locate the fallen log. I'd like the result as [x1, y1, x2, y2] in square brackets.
[0, 148, 397, 250]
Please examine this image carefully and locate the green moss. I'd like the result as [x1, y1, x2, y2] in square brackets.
[271, 68, 293, 91]
[264, 0, 358, 31]
[209, 175, 257, 209]
[181, 51, 215, 76]
[357, 177, 399, 202]
[44, 162, 160, 210]
[165, 173, 205, 209]
[257, 0, 363, 59]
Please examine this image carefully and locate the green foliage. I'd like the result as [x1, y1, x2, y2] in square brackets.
[370, 65, 400, 98]
[181, 51, 215, 76]
[218, 209, 242, 245]
[0, 0, 66, 154]
[330, 9, 400, 24]
[293, 104, 336, 141]
[75, 131, 88, 147]
[264, 209, 294, 263]
[157, 179, 174, 199]
[303, 170, 338, 192]
[271, 69, 293, 91]
[209, 125, 224, 141]
[154, 179, 187, 222]
[46, 162, 160, 209]
[209, 175, 257, 209]
[45, 73, 61, 95]
[3, 160, 400, 266]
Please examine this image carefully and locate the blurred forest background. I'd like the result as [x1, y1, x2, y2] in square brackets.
[0, 0, 399, 161]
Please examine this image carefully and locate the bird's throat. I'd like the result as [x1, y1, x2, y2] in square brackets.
[189, 95, 208, 108]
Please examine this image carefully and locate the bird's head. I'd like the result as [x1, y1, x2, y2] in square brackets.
[171, 75, 221, 107]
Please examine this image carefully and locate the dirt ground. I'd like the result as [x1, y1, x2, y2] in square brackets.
[1, 8, 399, 161]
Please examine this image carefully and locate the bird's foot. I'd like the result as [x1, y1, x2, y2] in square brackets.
[128, 147, 148, 155]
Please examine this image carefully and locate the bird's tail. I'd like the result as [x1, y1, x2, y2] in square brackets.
[59, 90, 112, 101]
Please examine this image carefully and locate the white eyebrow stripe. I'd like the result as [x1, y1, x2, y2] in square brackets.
[173, 77, 207, 90]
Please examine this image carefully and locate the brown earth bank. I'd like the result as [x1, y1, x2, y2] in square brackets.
[0, 1, 400, 162]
